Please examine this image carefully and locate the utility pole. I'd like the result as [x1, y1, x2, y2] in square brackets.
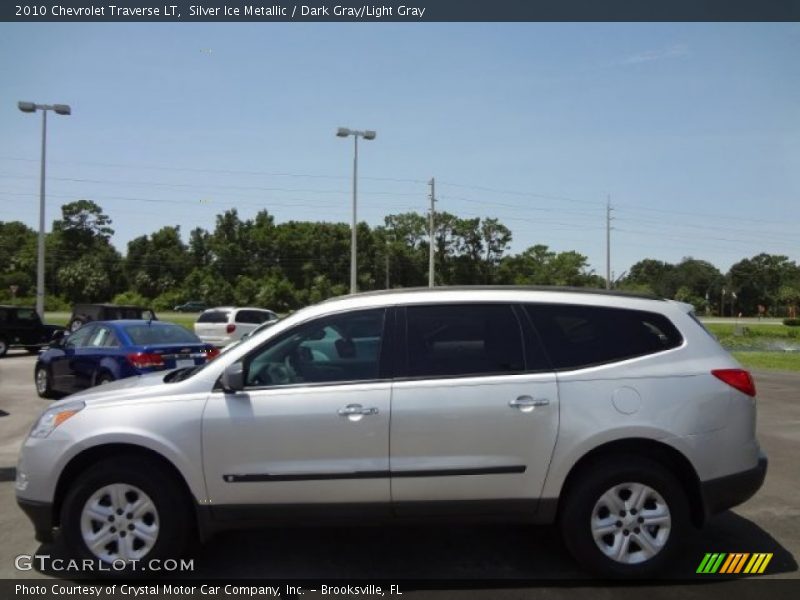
[428, 177, 436, 288]
[605, 195, 613, 290]
[385, 244, 390, 289]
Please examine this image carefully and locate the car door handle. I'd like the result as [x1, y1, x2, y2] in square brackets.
[338, 404, 379, 417]
[509, 396, 549, 412]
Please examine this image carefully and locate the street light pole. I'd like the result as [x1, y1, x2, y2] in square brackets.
[18, 101, 71, 318]
[37, 109, 47, 320]
[351, 134, 358, 295]
[336, 127, 376, 294]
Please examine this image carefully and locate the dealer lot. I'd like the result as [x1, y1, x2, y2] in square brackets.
[0, 350, 797, 583]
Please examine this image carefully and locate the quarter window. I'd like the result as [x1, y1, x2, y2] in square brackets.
[404, 304, 526, 378]
[523, 304, 683, 370]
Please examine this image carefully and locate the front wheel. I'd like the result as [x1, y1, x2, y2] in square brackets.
[0, 338, 8, 357]
[559, 456, 689, 578]
[60, 456, 192, 573]
[35, 365, 55, 398]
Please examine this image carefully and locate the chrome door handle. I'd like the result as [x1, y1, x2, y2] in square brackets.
[509, 396, 549, 412]
[338, 404, 379, 417]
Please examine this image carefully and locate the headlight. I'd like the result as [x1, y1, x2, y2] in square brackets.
[29, 401, 85, 439]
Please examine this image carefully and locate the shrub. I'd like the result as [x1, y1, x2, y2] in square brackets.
[112, 291, 150, 307]
[784, 318, 800, 327]
[152, 290, 186, 312]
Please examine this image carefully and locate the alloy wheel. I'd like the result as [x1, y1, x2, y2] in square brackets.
[590, 482, 671, 564]
[80, 483, 160, 563]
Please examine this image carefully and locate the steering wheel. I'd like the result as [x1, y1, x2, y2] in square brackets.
[250, 361, 292, 386]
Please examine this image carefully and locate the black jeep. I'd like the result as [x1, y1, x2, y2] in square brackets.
[68, 303, 157, 332]
[0, 306, 66, 357]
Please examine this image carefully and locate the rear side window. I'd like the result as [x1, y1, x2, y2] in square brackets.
[236, 310, 271, 324]
[14, 308, 38, 322]
[404, 304, 526, 378]
[524, 304, 683, 370]
[198, 310, 230, 324]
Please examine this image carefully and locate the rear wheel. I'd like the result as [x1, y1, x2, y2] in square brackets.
[559, 456, 689, 578]
[0, 338, 8, 357]
[95, 371, 114, 386]
[35, 365, 55, 399]
[60, 456, 192, 573]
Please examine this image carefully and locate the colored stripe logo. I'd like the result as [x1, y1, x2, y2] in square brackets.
[697, 552, 772, 574]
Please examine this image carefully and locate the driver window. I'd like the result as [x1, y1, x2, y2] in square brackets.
[65, 325, 95, 349]
[243, 308, 385, 388]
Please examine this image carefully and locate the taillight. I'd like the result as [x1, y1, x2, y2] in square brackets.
[205, 347, 220, 361]
[127, 352, 165, 369]
[226, 323, 236, 334]
[712, 369, 756, 397]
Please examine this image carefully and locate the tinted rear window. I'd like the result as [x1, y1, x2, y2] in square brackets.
[236, 310, 272, 324]
[405, 304, 526, 378]
[123, 324, 200, 345]
[198, 311, 230, 324]
[14, 308, 38, 322]
[524, 304, 683, 370]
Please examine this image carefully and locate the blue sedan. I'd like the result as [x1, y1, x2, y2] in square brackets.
[34, 319, 219, 398]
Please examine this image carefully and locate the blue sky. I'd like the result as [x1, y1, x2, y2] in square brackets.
[1, 22, 798, 278]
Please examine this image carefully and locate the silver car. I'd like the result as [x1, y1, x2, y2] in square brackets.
[16, 287, 767, 577]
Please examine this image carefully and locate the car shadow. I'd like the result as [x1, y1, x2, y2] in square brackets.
[33, 511, 796, 583]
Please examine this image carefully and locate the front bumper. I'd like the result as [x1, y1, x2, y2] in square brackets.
[701, 451, 768, 518]
[17, 497, 54, 543]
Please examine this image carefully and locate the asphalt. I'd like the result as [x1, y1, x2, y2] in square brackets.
[0, 350, 797, 593]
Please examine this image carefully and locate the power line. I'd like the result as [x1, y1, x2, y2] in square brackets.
[0, 156, 428, 185]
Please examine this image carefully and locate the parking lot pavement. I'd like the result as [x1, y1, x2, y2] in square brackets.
[0, 356, 797, 583]
[0, 351, 51, 469]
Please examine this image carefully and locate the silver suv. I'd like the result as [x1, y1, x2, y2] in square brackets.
[16, 287, 767, 577]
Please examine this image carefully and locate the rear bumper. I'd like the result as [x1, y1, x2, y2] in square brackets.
[702, 452, 768, 518]
[17, 497, 54, 543]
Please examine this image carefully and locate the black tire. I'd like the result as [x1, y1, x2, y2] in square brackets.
[94, 371, 114, 386]
[559, 455, 689, 578]
[0, 338, 8, 358]
[60, 455, 192, 575]
[25, 346, 41, 354]
[34, 364, 56, 399]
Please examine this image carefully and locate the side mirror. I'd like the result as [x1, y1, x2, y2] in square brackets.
[220, 361, 245, 393]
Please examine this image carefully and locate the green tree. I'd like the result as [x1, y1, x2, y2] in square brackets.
[497, 244, 601, 287]
[728, 254, 800, 316]
[50, 201, 123, 301]
[125, 226, 191, 298]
